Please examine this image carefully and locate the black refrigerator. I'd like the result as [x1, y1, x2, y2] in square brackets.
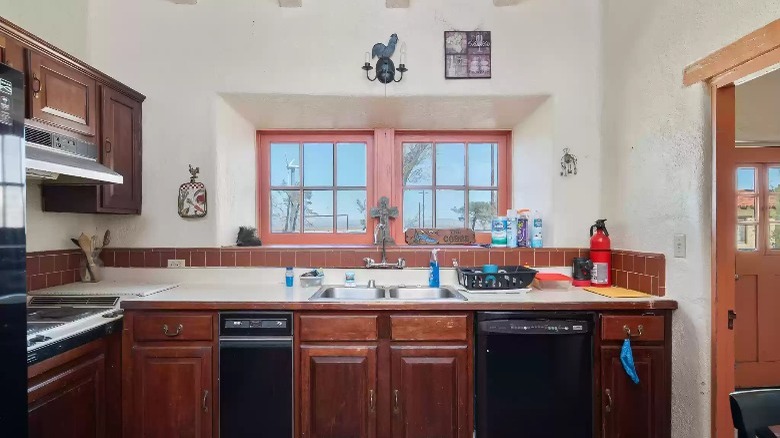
[0, 64, 28, 436]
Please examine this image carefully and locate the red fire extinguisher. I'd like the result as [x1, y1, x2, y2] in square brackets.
[590, 219, 611, 287]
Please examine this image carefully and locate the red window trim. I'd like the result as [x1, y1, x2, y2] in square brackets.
[257, 130, 512, 246]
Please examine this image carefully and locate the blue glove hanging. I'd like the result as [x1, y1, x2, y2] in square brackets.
[620, 338, 640, 384]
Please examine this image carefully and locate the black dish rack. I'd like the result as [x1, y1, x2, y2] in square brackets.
[457, 266, 538, 290]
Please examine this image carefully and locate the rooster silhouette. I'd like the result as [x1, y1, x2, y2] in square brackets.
[372, 33, 398, 59]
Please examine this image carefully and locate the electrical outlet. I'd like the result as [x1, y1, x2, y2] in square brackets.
[673, 234, 686, 258]
[167, 259, 186, 268]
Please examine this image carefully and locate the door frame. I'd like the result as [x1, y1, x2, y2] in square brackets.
[684, 18, 780, 438]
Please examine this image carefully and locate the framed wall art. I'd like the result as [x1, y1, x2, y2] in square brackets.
[444, 31, 491, 79]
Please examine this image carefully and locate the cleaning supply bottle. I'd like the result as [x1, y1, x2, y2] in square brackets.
[530, 210, 543, 248]
[506, 209, 518, 248]
[428, 248, 440, 287]
[491, 216, 507, 247]
[517, 209, 530, 248]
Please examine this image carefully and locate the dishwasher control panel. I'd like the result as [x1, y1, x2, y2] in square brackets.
[479, 319, 590, 335]
[219, 312, 292, 337]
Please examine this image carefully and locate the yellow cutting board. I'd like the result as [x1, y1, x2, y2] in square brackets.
[585, 286, 651, 298]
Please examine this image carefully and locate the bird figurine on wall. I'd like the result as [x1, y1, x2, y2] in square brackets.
[372, 33, 398, 59]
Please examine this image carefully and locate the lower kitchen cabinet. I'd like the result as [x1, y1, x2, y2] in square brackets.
[390, 345, 470, 438]
[127, 345, 213, 438]
[300, 345, 378, 438]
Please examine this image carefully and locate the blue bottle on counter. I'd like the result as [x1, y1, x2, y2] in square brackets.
[530, 210, 544, 248]
[429, 249, 440, 287]
[285, 267, 294, 287]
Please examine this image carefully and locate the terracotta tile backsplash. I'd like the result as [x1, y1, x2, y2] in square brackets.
[27, 249, 81, 292]
[611, 250, 666, 296]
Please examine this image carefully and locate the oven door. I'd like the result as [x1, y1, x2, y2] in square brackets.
[219, 338, 293, 437]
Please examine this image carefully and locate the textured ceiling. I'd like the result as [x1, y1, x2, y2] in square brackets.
[221, 94, 549, 130]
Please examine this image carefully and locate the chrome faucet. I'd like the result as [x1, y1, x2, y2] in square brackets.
[364, 223, 405, 269]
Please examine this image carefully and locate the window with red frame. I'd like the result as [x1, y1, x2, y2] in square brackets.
[258, 131, 510, 245]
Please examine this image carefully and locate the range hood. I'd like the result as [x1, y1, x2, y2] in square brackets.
[25, 126, 123, 184]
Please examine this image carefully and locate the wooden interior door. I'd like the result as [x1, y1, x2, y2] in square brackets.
[100, 86, 142, 213]
[733, 157, 780, 388]
[300, 345, 377, 438]
[389, 345, 469, 438]
[130, 345, 212, 438]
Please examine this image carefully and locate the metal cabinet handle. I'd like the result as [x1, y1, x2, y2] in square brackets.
[393, 389, 400, 414]
[162, 323, 183, 337]
[623, 324, 643, 338]
[105, 137, 112, 153]
[32, 73, 42, 98]
[202, 390, 209, 412]
[605, 388, 613, 413]
[369, 389, 375, 412]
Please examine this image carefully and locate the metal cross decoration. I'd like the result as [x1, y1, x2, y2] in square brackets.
[370, 196, 399, 245]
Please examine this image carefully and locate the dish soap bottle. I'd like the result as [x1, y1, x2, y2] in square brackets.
[530, 210, 544, 248]
[429, 248, 440, 287]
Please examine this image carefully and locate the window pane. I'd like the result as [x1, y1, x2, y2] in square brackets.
[468, 190, 497, 231]
[737, 196, 757, 222]
[270, 143, 300, 187]
[436, 143, 465, 185]
[303, 143, 333, 186]
[337, 143, 367, 187]
[770, 194, 779, 220]
[468, 143, 499, 187]
[771, 223, 780, 250]
[303, 190, 333, 233]
[770, 167, 780, 192]
[737, 167, 756, 192]
[737, 224, 757, 251]
[337, 190, 367, 233]
[403, 143, 432, 186]
[403, 189, 433, 229]
[271, 190, 301, 233]
[436, 189, 465, 228]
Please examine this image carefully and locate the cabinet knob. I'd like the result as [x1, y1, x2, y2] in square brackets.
[393, 389, 400, 414]
[105, 137, 112, 153]
[162, 323, 183, 337]
[605, 388, 613, 413]
[32, 73, 42, 98]
[202, 389, 209, 412]
[369, 389, 375, 412]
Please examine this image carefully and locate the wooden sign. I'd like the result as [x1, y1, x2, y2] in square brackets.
[405, 228, 476, 245]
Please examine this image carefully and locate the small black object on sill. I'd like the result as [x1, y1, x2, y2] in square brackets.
[236, 227, 262, 247]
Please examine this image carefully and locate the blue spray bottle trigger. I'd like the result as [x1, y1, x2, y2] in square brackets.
[620, 338, 640, 384]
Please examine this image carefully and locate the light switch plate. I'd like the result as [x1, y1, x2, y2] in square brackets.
[167, 259, 186, 268]
[674, 234, 686, 258]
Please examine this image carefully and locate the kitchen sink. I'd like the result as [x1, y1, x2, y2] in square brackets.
[387, 286, 466, 301]
[308, 286, 467, 301]
[309, 287, 386, 300]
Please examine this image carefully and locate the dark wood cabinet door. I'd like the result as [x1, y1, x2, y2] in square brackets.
[28, 50, 97, 137]
[129, 345, 212, 438]
[0, 32, 24, 71]
[300, 344, 377, 438]
[601, 345, 667, 438]
[390, 345, 470, 438]
[100, 86, 142, 212]
[28, 349, 106, 438]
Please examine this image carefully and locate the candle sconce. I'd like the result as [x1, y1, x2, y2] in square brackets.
[363, 33, 407, 84]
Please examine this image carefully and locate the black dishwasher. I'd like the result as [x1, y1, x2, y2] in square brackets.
[475, 312, 595, 438]
[219, 312, 293, 437]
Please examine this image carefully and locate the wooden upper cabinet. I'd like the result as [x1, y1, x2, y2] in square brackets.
[28, 349, 106, 438]
[129, 345, 213, 438]
[28, 50, 97, 137]
[601, 345, 667, 438]
[100, 86, 142, 213]
[0, 33, 24, 71]
[390, 345, 470, 438]
[300, 345, 377, 438]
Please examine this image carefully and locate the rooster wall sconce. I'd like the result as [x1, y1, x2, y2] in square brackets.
[362, 33, 408, 83]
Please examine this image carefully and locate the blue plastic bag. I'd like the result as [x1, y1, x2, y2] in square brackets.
[621, 338, 640, 384]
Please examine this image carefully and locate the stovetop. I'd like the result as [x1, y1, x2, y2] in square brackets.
[26, 307, 108, 336]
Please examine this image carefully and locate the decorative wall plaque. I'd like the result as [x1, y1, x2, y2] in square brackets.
[178, 165, 207, 218]
[405, 228, 476, 245]
[444, 31, 491, 79]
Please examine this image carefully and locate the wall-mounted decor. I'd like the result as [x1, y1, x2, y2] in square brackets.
[560, 148, 578, 176]
[405, 228, 477, 245]
[370, 196, 399, 244]
[444, 31, 491, 79]
[362, 33, 408, 84]
[178, 164, 207, 218]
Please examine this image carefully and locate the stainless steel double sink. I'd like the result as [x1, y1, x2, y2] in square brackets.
[309, 285, 467, 301]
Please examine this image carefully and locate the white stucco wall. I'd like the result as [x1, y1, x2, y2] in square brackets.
[601, 1, 780, 436]
[80, 0, 602, 248]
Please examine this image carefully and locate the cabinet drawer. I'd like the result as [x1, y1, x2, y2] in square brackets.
[390, 314, 469, 341]
[134, 312, 213, 342]
[601, 315, 664, 342]
[299, 314, 378, 341]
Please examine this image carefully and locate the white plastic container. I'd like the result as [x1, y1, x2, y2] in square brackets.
[530, 210, 543, 248]
[491, 217, 508, 246]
